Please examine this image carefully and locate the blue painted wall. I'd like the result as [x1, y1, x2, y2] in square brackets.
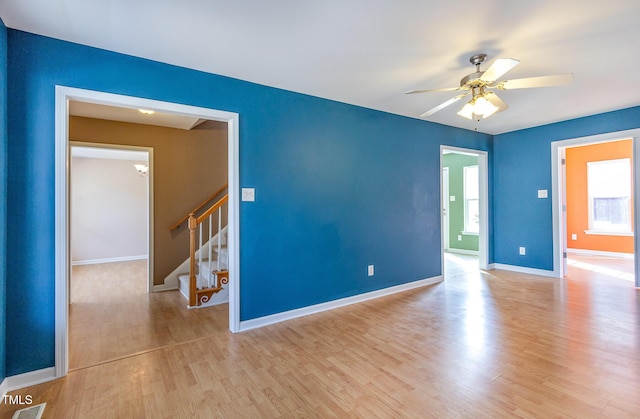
[493, 107, 640, 270]
[0, 18, 7, 383]
[5, 29, 491, 376]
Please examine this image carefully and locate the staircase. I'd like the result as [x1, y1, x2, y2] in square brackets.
[170, 185, 229, 308]
[177, 231, 228, 306]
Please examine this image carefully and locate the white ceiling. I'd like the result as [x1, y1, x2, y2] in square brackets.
[2, 0, 639, 134]
[71, 145, 148, 162]
[69, 101, 205, 130]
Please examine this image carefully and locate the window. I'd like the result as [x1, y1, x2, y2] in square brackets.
[587, 158, 632, 233]
[464, 165, 479, 233]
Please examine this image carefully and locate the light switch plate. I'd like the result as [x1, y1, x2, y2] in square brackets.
[537, 189, 548, 198]
[450, 196, 456, 201]
[242, 188, 255, 202]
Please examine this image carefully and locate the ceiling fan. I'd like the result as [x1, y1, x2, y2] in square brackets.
[406, 53, 574, 121]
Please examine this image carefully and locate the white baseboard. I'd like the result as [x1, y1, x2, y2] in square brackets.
[567, 248, 634, 259]
[239, 276, 443, 332]
[71, 255, 147, 266]
[446, 248, 479, 256]
[0, 367, 57, 395]
[494, 263, 557, 278]
[485, 263, 496, 270]
[152, 281, 179, 292]
[0, 376, 7, 397]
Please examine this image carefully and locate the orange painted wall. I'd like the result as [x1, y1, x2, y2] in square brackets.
[565, 139, 634, 254]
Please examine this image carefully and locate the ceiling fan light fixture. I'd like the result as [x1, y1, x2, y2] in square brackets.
[409, 53, 573, 121]
[457, 102, 475, 119]
[457, 94, 499, 120]
[474, 96, 499, 118]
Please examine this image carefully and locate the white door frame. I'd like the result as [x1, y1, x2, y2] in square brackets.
[442, 167, 450, 250]
[551, 128, 640, 287]
[69, 142, 154, 292]
[440, 146, 489, 271]
[55, 86, 241, 378]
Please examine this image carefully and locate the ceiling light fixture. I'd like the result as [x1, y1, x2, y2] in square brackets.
[138, 109, 155, 115]
[134, 164, 149, 177]
[457, 87, 499, 121]
[407, 53, 574, 122]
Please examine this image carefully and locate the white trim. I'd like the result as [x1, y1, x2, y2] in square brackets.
[0, 376, 7, 397]
[440, 146, 489, 271]
[152, 283, 179, 292]
[238, 276, 443, 332]
[446, 248, 479, 256]
[0, 368, 56, 394]
[442, 167, 450, 250]
[494, 263, 557, 278]
[551, 128, 640, 285]
[55, 86, 241, 382]
[583, 229, 633, 237]
[567, 248, 634, 259]
[71, 255, 148, 266]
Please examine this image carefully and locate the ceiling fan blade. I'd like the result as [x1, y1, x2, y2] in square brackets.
[406, 86, 461, 94]
[480, 58, 520, 83]
[420, 93, 470, 117]
[485, 92, 508, 113]
[496, 73, 574, 90]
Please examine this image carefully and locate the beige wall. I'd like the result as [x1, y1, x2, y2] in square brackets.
[70, 116, 228, 285]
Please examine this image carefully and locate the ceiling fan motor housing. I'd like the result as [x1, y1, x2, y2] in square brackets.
[460, 71, 486, 88]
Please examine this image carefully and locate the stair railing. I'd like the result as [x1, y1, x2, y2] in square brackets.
[188, 194, 229, 307]
[169, 183, 228, 231]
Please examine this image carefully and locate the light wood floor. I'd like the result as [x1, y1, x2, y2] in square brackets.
[2, 255, 639, 418]
[69, 260, 228, 370]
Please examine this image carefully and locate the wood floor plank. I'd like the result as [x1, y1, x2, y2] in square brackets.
[2, 254, 640, 418]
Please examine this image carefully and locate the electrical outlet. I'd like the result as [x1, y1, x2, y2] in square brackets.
[519, 247, 526, 255]
[368, 265, 374, 276]
[457, 235, 462, 241]
[571, 233, 577, 240]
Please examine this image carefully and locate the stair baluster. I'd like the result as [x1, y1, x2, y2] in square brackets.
[185, 194, 229, 307]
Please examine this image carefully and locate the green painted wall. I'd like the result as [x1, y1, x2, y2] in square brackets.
[443, 153, 479, 252]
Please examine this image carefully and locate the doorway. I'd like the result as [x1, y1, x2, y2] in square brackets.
[440, 146, 489, 273]
[551, 128, 640, 287]
[54, 86, 240, 378]
[70, 143, 152, 288]
[68, 144, 152, 369]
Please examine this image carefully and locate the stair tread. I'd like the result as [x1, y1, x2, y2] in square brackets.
[196, 286, 223, 294]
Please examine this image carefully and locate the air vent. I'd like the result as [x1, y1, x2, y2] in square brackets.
[11, 403, 46, 419]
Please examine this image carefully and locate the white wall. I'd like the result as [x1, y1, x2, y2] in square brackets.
[71, 156, 148, 264]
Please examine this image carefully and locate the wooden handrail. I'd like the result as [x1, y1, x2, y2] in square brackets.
[169, 183, 228, 231]
[196, 195, 228, 224]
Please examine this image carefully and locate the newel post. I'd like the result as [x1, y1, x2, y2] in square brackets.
[188, 213, 197, 307]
